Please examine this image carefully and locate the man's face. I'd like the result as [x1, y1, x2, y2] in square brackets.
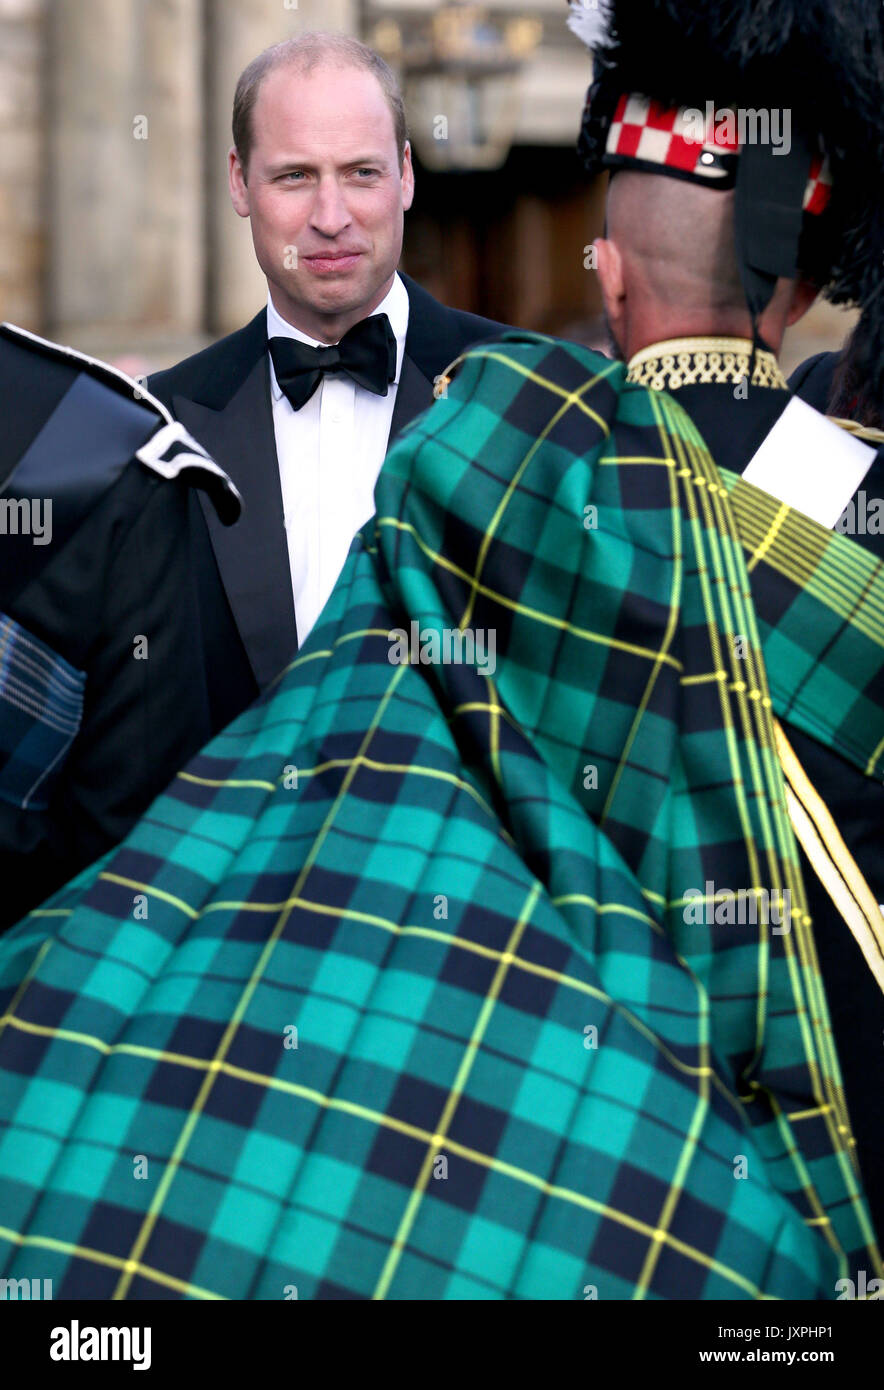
[229, 62, 414, 341]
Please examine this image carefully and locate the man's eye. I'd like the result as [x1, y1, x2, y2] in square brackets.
[356, 168, 378, 178]
[282, 171, 305, 182]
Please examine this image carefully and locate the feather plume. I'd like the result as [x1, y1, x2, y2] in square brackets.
[566, 1, 611, 53]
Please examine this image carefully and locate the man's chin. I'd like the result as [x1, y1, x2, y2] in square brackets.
[271, 277, 354, 315]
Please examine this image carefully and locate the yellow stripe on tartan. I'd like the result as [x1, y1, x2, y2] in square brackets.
[765, 539, 884, 621]
[0, 928, 748, 1113]
[787, 1104, 833, 1122]
[598, 455, 677, 466]
[377, 516, 683, 672]
[601, 390, 684, 826]
[0, 1085, 774, 1300]
[0, 1225, 225, 1300]
[728, 477, 880, 585]
[696, 419, 866, 1261]
[685, 425, 774, 1066]
[726, 483, 884, 641]
[453, 686, 506, 788]
[98, 873, 199, 920]
[175, 755, 501, 828]
[623, 396, 725, 1299]
[680, 670, 729, 686]
[779, 909, 868, 1261]
[264, 624, 406, 697]
[0, 924, 796, 1293]
[654, 397, 869, 1270]
[457, 358, 618, 631]
[748, 553, 884, 649]
[659, 403, 767, 941]
[777, 720, 884, 995]
[552, 892, 662, 932]
[694, 412, 822, 1108]
[372, 881, 541, 1300]
[634, 1031, 711, 1301]
[296, 755, 501, 824]
[1, 997, 724, 1113]
[746, 502, 794, 574]
[867, 730, 884, 778]
[177, 773, 277, 791]
[0, 938, 52, 1047]
[443, 346, 618, 436]
[265, 643, 333, 692]
[200, 892, 740, 1099]
[111, 660, 411, 1300]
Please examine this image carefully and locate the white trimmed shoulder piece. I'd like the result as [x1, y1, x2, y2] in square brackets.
[135, 422, 241, 524]
[742, 396, 877, 529]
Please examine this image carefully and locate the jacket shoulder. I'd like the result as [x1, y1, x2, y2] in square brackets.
[787, 350, 839, 411]
[148, 311, 267, 410]
[444, 303, 513, 346]
[0, 322, 240, 525]
[441, 330, 618, 391]
[400, 274, 512, 379]
[1, 321, 169, 417]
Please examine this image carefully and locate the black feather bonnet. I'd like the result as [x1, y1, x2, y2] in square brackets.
[568, 0, 884, 400]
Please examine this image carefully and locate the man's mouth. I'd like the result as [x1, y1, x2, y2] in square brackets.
[302, 252, 363, 273]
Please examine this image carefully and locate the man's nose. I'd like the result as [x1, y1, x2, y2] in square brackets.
[310, 178, 352, 238]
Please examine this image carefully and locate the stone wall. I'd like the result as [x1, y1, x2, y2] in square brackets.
[0, 0, 45, 330]
[0, 0, 855, 371]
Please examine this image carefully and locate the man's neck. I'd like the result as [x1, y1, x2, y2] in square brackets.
[268, 273, 397, 345]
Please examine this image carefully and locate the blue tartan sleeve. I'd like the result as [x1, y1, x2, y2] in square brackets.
[0, 613, 85, 811]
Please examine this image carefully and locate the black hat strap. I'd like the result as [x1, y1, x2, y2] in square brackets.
[733, 130, 814, 335]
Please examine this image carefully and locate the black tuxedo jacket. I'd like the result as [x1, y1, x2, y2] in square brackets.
[787, 349, 838, 413]
[0, 325, 240, 930]
[148, 274, 508, 717]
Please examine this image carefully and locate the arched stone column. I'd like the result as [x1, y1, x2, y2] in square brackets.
[0, 0, 46, 330]
[47, 0, 203, 354]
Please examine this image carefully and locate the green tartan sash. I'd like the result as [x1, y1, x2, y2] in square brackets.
[720, 467, 884, 780]
[0, 333, 879, 1300]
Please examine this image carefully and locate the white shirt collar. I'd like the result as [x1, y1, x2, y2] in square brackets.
[267, 272, 410, 401]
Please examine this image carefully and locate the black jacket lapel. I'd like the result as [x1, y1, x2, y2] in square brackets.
[390, 274, 509, 449]
[172, 356, 297, 690]
[388, 351, 435, 446]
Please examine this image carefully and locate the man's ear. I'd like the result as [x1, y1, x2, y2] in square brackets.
[595, 237, 626, 334]
[401, 141, 415, 213]
[786, 276, 820, 327]
[228, 146, 250, 219]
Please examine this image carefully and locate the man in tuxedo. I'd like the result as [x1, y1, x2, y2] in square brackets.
[149, 32, 507, 709]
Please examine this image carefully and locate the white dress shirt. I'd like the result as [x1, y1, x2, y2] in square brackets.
[267, 272, 410, 644]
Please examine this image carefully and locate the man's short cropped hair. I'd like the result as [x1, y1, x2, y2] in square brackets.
[232, 31, 409, 177]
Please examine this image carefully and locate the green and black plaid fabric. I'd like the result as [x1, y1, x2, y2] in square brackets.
[0, 333, 879, 1300]
[721, 468, 884, 781]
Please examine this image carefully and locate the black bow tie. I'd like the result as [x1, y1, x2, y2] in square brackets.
[268, 313, 397, 411]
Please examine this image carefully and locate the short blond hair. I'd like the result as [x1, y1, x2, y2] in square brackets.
[232, 32, 408, 177]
